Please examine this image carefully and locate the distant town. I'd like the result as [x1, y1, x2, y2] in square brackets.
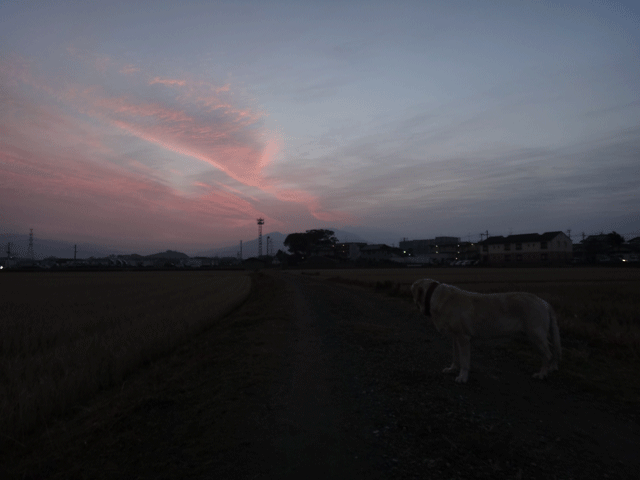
[3, 229, 639, 271]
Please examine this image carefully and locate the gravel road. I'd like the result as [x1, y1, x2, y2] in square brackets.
[4, 271, 639, 479]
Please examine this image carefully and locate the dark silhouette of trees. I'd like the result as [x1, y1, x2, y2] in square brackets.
[283, 229, 338, 258]
[607, 231, 625, 249]
[580, 231, 627, 262]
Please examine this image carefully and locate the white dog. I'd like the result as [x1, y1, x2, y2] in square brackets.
[411, 279, 561, 383]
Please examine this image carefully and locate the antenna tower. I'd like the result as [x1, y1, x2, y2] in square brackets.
[257, 218, 264, 257]
[27, 228, 34, 261]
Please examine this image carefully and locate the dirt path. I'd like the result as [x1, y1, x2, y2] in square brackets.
[3, 272, 639, 479]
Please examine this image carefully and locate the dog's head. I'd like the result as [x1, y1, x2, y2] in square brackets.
[411, 278, 440, 317]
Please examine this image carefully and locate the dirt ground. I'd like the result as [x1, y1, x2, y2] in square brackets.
[3, 271, 639, 479]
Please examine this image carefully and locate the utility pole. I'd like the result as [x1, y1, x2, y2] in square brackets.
[566, 229, 571, 241]
[27, 228, 34, 261]
[257, 218, 264, 257]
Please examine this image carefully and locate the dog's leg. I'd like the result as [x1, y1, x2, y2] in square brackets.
[443, 337, 460, 374]
[529, 327, 552, 380]
[455, 335, 471, 383]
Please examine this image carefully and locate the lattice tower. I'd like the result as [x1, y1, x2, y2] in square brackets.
[257, 218, 264, 257]
[27, 228, 34, 261]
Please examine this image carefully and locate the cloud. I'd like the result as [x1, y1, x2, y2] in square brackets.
[0, 134, 266, 250]
[287, 121, 640, 238]
[0, 57, 331, 248]
[149, 77, 186, 87]
[120, 64, 141, 75]
[0, 53, 347, 226]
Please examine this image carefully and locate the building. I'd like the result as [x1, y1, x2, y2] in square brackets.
[399, 237, 459, 255]
[478, 231, 572, 265]
[359, 244, 404, 262]
[334, 242, 367, 261]
[399, 237, 477, 264]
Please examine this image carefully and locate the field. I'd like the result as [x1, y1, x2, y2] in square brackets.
[0, 271, 251, 443]
[2, 268, 640, 478]
[307, 266, 640, 400]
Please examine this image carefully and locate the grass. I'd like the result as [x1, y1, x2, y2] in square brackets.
[0, 271, 251, 444]
[317, 267, 640, 401]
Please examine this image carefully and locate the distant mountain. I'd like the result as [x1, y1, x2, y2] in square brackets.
[195, 231, 288, 258]
[144, 250, 190, 260]
[338, 226, 402, 246]
[330, 228, 369, 244]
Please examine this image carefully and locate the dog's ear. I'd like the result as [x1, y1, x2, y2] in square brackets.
[421, 281, 440, 317]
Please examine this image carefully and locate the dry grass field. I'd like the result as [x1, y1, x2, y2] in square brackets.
[307, 266, 640, 400]
[0, 271, 251, 444]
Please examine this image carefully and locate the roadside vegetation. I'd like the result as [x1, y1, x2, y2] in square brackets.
[0, 271, 251, 445]
[317, 267, 640, 401]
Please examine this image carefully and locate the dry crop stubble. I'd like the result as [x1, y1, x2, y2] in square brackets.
[0, 271, 251, 443]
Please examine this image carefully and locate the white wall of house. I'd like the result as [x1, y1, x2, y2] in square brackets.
[480, 232, 572, 264]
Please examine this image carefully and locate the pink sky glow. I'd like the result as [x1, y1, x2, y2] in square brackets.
[2, 2, 639, 255]
[1, 53, 347, 252]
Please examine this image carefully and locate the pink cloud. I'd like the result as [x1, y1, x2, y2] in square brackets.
[149, 77, 186, 87]
[74, 88, 269, 188]
[0, 143, 264, 247]
[120, 64, 140, 75]
[1, 51, 350, 233]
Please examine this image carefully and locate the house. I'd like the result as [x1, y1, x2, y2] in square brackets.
[359, 244, 405, 262]
[399, 237, 478, 264]
[334, 242, 367, 261]
[478, 231, 572, 265]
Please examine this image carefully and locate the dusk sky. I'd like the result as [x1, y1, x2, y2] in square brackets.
[2, 0, 639, 254]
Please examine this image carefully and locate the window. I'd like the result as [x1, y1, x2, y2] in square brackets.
[504, 244, 511, 251]
[505, 255, 511, 262]
[516, 243, 522, 250]
[541, 242, 548, 250]
[541, 253, 548, 261]
[483, 245, 488, 252]
[516, 254, 522, 262]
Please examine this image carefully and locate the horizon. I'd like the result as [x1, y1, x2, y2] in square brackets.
[2, 1, 639, 252]
[2, 227, 635, 261]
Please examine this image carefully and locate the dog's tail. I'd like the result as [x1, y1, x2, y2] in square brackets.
[548, 305, 562, 368]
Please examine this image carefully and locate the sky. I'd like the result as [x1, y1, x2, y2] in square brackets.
[1, 0, 639, 254]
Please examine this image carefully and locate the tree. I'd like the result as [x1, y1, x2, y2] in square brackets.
[607, 231, 625, 249]
[284, 229, 338, 257]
